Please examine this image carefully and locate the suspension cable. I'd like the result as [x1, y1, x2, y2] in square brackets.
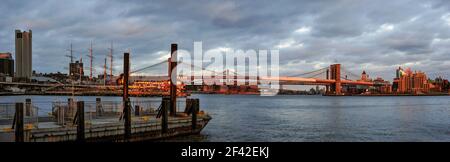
[288, 67, 328, 77]
[180, 62, 246, 77]
[130, 60, 166, 74]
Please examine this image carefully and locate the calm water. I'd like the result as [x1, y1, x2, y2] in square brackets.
[1, 95, 449, 142]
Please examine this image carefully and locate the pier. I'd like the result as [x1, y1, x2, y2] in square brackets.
[0, 98, 210, 142]
[0, 45, 212, 142]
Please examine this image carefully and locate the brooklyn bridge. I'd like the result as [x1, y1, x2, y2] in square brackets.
[0, 43, 391, 96]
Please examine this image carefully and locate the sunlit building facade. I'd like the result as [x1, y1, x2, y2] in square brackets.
[393, 67, 429, 94]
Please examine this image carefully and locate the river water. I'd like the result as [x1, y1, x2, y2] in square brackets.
[1, 94, 449, 142]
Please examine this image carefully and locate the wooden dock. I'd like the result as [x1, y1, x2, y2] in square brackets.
[0, 114, 211, 142]
[0, 98, 211, 142]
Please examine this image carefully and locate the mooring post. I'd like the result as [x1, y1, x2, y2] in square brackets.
[185, 98, 192, 114]
[123, 52, 130, 102]
[15, 103, 24, 142]
[124, 99, 131, 140]
[169, 44, 177, 117]
[68, 98, 75, 118]
[76, 101, 85, 142]
[161, 98, 169, 134]
[25, 98, 31, 116]
[191, 99, 198, 131]
[68, 98, 73, 106]
[57, 105, 65, 125]
[123, 52, 131, 140]
[96, 98, 102, 116]
[135, 105, 140, 116]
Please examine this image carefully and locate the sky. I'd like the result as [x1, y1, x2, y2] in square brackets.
[1, 0, 450, 80]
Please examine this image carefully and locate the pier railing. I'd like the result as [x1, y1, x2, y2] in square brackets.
[0, 99, 189, 128]
[49, 99, 188, 126]
[0, 103, 40, 129]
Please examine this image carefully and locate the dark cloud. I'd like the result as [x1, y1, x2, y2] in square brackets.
[0, 0, 450, 80]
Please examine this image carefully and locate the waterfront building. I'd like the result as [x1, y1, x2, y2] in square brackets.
[430, 77, 449, 92]
[356, 71, 371, 94]
[69, 60, 84, 79]
[360, 71, 369, 81]
[393, 67, 429, 94]
[0, 52, 14, 77]
[42, 72, 69, 83]
[15, 29, 32, 79]
[357, 70, 392, 94]
[373, 77, 392, 94]
[357, 70, 373, 83]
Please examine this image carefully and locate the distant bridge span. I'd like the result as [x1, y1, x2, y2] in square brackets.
[263, 77, 374, 86]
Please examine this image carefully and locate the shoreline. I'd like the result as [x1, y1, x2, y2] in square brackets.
[1, 91, 449, 97]
[322, 93, 450, 96]
[191, 91, 450, 96]
[0, 92, 187, 97]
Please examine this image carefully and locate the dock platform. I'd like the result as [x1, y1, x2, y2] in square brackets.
[0, 98, 211, 142]
[0, 114, 210, 142]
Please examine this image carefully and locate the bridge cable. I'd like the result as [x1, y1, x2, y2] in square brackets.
[288, 67, 328, 77]
[130, 60, 167, 74]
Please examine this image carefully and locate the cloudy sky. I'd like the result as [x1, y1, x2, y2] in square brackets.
[1, 0, 450, 80]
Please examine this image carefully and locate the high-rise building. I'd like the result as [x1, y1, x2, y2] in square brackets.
[15, 29, 32, 79]
[0, 52, 14, 76]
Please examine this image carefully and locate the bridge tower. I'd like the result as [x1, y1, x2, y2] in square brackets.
[330, 64, 342, 95]
[326, 69, 330, 93]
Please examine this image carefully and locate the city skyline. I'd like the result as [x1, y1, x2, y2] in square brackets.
[1, 0, 450, 80]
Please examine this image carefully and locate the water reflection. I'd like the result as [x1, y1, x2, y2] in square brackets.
[1, 95, 449, 142]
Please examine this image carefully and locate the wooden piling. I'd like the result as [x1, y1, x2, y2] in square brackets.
[124, 99, 131, 140]
[169, 44, 177, 116]
[15, 103, 24, 142]
[192, 99, 198, 131]
[135, 105, 140, 116]
[123, 52, 131, 140]
[25, 98, 31, 116]
[184, 98, 193, 114]
[161, 98, 169, 134]
[76, 101, 85, 141]
[96, 98, 102, 116]
[57, 105, 65, 125]
[123, 53, 130, 101]
[68, 98, 75, 119]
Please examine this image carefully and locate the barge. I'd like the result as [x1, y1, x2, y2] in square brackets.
[0, 98, 211, 142]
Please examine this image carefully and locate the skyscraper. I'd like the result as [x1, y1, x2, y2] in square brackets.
[15, 29, 32, 79]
